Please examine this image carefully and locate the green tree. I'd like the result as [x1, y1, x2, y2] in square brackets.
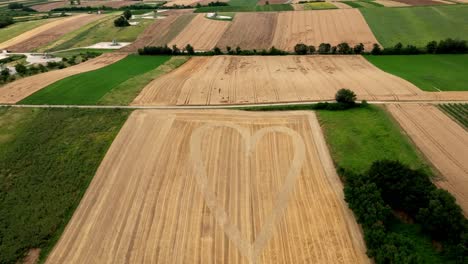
[335, 88, 356, 104]
[337, 42, 351, 54]
[114, 16, 129, 27]
[318, 43, 331, 54]
[213, 47, 222, 55]
[123, 10, 132, 20]
[15, 64, 27, 76]
[371, 43, 382, 55]
[294, 43, 309, 55]
[185, 44, 195, 55]
[353, 43, 364, 54]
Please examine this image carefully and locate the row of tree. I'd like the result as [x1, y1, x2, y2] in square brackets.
[294, 43, 365, 55]
[342, 160, 468, 263]
[371, 38, 467, 55]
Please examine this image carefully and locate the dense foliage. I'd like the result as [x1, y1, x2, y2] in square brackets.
[0, 16, 14, 28]
[371, 38, 467, 55]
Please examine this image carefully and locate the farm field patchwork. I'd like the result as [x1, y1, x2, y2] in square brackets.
[271, 9, 380, 51]
[194, 4, 294, 12]
[365, 55, 468, 91]
[46, 109, 369, 264]
[374, 0, 410, 6]
[387, 104, 468, 214]
[392, 0, 451, 5]
[303, 2, 337, 9]
[0, 18, 59, 44]
[0, 107, 130, 264]
[360, 5, 468, 48]
[31, 0, 138, 11]
[439, 103, 468, 129]
[20, 55, 171, 105]
[0, 53, 127, 104]
[133, 55, 468, 106]
[169, 14, 231, 51]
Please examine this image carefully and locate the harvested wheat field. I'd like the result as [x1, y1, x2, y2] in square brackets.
[387, 104, 468, 215]
[169, 14, 231, 51]
[133, 55, 468, 106]
[46, 110, 369, 264]
[32, 0, 137, 11]
[216, 13, 278, 51]
[122, 14, 196, 52]
[374, 0, 410, 7]
[0, 53, 127, 104]
[392, 0, 447, 5]
[271, 10, 379, 51]
[4, 14, 103, 52]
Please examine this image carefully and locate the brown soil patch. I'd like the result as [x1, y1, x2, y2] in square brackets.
[0, 53, 127, 104]
[387, 104, 468, 215]
[32, 0, 137, 11]
[374, 0, 410, 6]
[392, 0, 446, 5]
[122, 13, 196, 52]
[272, 10, 380, 51]
[169, 14, 231, 51]
[23, 248, 41, 264]
[46, 109, 369, 264]
[132, 55, 468, 106]
[5, 14, 103, 52]
[216, 13, 278, 51]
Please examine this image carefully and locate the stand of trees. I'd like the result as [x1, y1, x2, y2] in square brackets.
[114, 10, 132, 27]
[371, 38, 467, 55]
[342, 160, 468, 263]
[138, 45, 288, 56]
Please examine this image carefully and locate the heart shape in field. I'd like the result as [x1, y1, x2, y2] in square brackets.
[190, 122, 305, 264]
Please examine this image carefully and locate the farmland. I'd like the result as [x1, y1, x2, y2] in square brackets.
[0, 53, 126, 104]
[387, 104, 468, 214]
[303, 2, 337, 9]
[46, 110, 369, 263]
[0, 18, 58, 44]
[31, 0, 139, 12]
[439, 103, 468, 129]
[365, 55, 468, 91]
[361, 5, 468, 47]
[20, 55, 171, 105]
[194, 4, 294, 12]
[0, 107, 130, 264]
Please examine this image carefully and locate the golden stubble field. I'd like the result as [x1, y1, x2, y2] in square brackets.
[46, 110, 369, 264]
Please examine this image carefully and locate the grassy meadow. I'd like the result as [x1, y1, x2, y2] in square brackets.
[365, 54, 468, 91]
[361, 5, 468, 47]
[20, 55, 171, 105]
[0, 107, 130, 263]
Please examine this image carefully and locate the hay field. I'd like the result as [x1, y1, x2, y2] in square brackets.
[133, 55, 468, 106]
[169, 14, 231, 51]
[387, 104, 468, 215]
[3, 14, 103, 52]
[216, 13, 278, 51]
[271, 10, 379, 51]
[0, 53, 127, 104]
[46, 110, 369, 264]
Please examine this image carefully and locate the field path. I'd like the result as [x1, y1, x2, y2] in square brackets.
[45, 110, 369, 264]
[387, 104, 468, 215]
[0, 53, 127, 104]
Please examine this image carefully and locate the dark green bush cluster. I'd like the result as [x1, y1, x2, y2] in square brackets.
[138, 44, 195, 55]
[371, 38, 468, 55]
[139, 45, 288, 56]
[196, 1, 229, 7]
[0, 16, 14, 28]
[295, 42, 365, 55]
[342, 160, 468, 263]
[114, 11, 132, 27]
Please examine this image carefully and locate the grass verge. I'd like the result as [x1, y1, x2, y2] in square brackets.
[439, 103, 468, 129]
[364, 54, 468, 91]
[98, 56, 189, 105]
[0, 107, 130, 264]
[195, 4, 293, 12]
[360, 5, 468, 48]
[20, 55, 171, 105]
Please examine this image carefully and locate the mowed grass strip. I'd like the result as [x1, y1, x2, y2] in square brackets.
[0, 107, 130, 264]
[316, 105, 430, 174]
[20, 55, 171, 105]
[364, 54, 468, 91]
[361, 5, 468, 47]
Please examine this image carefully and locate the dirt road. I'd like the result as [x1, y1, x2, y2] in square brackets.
[0, 53, 127, 104]
[387, 104, 468, 215]
[46, 110, 369, 264]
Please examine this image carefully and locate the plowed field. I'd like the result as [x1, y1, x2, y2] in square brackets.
[271, 10, 379, 51]
[387, 104, 468, 215]
[216, 13, 278, 51]
[46, 110, 369, 264]
[133, 55, 468, 106]
[4, 14, 103, 52]
[169, 14, 231, 51]
[0, 53, 127, 104]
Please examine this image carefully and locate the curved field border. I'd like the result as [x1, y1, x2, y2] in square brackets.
[46, 110, 369, 263]
[0, 18, 62, 45]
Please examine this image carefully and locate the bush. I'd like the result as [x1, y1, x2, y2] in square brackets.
[353, 43, 364, 54]
[8, 2, 23, 9]
[337, 42, 352, 54]
[0, 16, 14, 28]
[294, 43, 309, 55]
[335, 88, 356, 104]
[371, 43, 382, 55]
[318, 43, 331, 54]
[213, 46, 222, 55]
[436, 38, 468, 54]
[138, 45, 173, 55]
[0, 68, 10, 82]
[114, 16, 130, 27]
[185, 44, 195, 55]
[123, 9, 132, 20]
[308, 45, 316, 54]
[15, 64, 28, 76]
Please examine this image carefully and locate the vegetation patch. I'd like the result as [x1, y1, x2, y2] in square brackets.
[364, 54, 468, 91]
[0, 18, 52, 43]
[303, 2, 337, 9]
[361, 5, 468, 48]
[20, 55, 171, 105]
[439, 103, 468, 129]
[0, 107, 130, 263]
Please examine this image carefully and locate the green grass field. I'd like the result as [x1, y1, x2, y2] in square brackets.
[365, 54, 468, 91]
[195, 4, 293, 12]
[20, 55, 171, 105]
[0, 107, 130, 263]
[228, 0, 257, 6]
[316, 105, 430, 174]
[361, 5, 468, 47]
[0, 18, 54, 44]
[303, 2, 337, 10]
[439, 103, 468, 129]
[38, 14, 153, 52]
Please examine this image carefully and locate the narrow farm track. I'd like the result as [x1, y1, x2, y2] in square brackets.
[387, 104, 468, 215]
[0, 53, 127, 104]
[45, 110, 369, 264]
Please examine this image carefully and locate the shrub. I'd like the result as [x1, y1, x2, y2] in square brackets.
[371, 43, 382, 55]
[15, 64, 28, 76]
[185, 44, 195, 55]
[8, 2, 23, 9]
[114, 16, 129, 27]
[318, 43, 331, 54]
[123, 9, 132, 20]
[308, 45, 316, 54]
[436, 38, 468, 54]
[213, 46, 222, 55]
[0, 16, 14, 28]
[426, 41, 438, 54]
[335, 88, 356, 104]
[294, 43, 309, 55]
[138, 45, 173, 55]
[337, 42, 352, 54]
[0, 68, 10, 82]
[353, 43, 364, 54]
[172, 45, 180, 55]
